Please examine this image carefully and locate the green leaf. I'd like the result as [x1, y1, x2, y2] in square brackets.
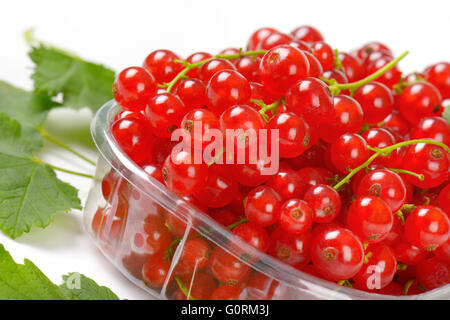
[59, 273, 120, 300]
[0, 244, 120, 300]
[0, 81, 58, 151]
[0, 113, 81, 238]
[443, 104, 450, 124]
[29, 44, 115, 112]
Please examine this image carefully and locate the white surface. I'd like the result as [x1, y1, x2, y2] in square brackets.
[0, 0, 449, 300]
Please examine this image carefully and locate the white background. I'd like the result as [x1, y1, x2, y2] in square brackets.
[0, 0, 449, 300]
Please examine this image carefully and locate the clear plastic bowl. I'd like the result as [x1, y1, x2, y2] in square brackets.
[84, 100, 450, 300]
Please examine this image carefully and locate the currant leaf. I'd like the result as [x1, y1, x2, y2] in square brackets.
[0, 244, 120, 300]
[0, 81, 59, 151]
[29, 44, 115, 112]
[0, 113, 81, 238]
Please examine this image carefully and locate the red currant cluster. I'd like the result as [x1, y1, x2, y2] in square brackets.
[95, 25, 450, 299]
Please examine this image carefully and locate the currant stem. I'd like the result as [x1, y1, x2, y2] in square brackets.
[165, 50, 267, 93]
[328, 50, 409, 95]
[333, 139, 450, 190]
[226, 217, 249, 230]
[252, 99, 282, 122]
[175, 277, 195, 300]
[388, 168, 425, 181]
[334, 49, 343, 70]
[40, 129, 96, 166]
[33, 158, 94, 178]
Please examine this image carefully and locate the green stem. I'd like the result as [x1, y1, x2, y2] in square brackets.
[329, 51, 409, 95]
[333, 139, 449, 190]
[334, 49, 343, 70]
[175, 277, 195, 300]
[389, 168, 425, 181]
[41, 129, 96, 166]
[252, 99, 282, 122]
[33, 158, 93, 178]
[166, 50, 267, 93]
[226, 217, 248, 230]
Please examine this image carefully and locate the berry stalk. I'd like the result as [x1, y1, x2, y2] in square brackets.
[165, 50, 267, 92]
[333, 139, 450, 190]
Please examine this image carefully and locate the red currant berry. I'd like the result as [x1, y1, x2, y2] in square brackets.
[267, 112, 310, 158]
[231, 222, 269, 262]
[437, 184, 450, 215]
[199, 59, 236, 83]
[416, 256, 450, 290]
[347, 196, 393, 243]
[309, 41, 334, 71]
[425, 62, 450, 99]
[185, 52, 213, 78]
[303, 51, 323, 78]
[434, 238, 450, 264]
[404, 205, 450, 251]
[330, 133, 369, 174]
[234, 55, 261, 82]
[175, 273, 216, 300]
[285, 77, 334, 128]
[193, 164, 238, 208]
[245, 185, 282, 227]
[145, 93, 186, 138]
[357, 169, 406, 213]
[402, 143, 449, 189]
[207, 70, 251, 115]
[175, 238, 211, 276]
[174, 78, 208, 110]
[398, 82, 443, 124]
[143, 49, 184, 83]
[268, 226, 312, 267]
[297, 167, 328, 189]
[259, 45, 310, 97]
[291, 25, 324, 43]
[393, 237, 430, 265]
[257, 31, 293, 50]
[209, 247, 250, 285]
[247, 27, 278, 51]
[142, 254, 171, 288]
[338, 52, 363, 82]
[162, 148, 208, 196]
[111, 116, 153, 165]
[410, 116, 450, 146]
[380, 110, 410, 140]
[320, 95, 364, 143]
[361, 127, 397, 166]
[210, 285, 241, 300]
[353, 81, 394, 124]
[365, 56, 402, 89]
[265, 168, 307, 200]
[311, 226, 364, 281]
[279, 199, 314, 235]
[357, 42, 392, 61]
[180, 108, 219, 151]
[113, 66, 157, 111]
[304, 184, 341, 224]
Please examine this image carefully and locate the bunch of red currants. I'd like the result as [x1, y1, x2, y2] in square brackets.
[98, 25, 450, 299]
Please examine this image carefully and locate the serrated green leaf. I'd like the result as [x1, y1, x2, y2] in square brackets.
[0, 113, 81, 238]
[59, 272, 119, 300]
[29, 44, 115, 112]
[0, 244, 120, 300]
[0, 81, 58, 151]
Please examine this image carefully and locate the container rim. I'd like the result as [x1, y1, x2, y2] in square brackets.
[90, 99, 450, 300]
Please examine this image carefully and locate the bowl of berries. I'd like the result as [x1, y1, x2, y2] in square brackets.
[84, 25, 450, 300]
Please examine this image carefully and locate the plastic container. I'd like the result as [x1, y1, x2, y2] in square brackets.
[84, 100, 450, 300]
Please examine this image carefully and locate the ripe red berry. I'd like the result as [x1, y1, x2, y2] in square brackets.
[231, 222, 269, 261]
[174, 78, 208, 110]
[353, 81, 394, 124]
[142, 254, 171, 288]
[267, 112, 310, 158]
[111, 116, 153, 165]
[402, 143, 449, 189]
[311, 226, 364, 281]
[365, 56, 402, 89]
[259, 45, 310, 97]
[302, 51, 323, 78]
[393, 237, 430, 265]
[175, 273, 216, 300]
[320, 95, 364, 143]
[209, 247, 250, 285]
[329, 133, 369, 173]
[353, 244, 397, 291]
[245, 185, 282, 227]
[410, 116, 450, 146]
[268, 226, 312, 267]
[180, 108, 219, 151]
[234, 55, 261, 82]
[145, 93, 186, 138]
[381, 110, 410, 140]
[437, 184, 450, 215]
[309, 41, 334, 71]
[404, 205, 450, 251]
[247, 27, 278, 51]
[416, 256, 450, 290]
[265, 168, 307, 200]
[258, 31, 293, 50]
[207, 70, 251, 115]
[278, 199, 314, 235]
[425, 62, 450, 99]
[210, 285, 241, 300]
[357, 42, 392, 61]
[285, 77, 334, 128]
[361, 127, 397, 166]
[346, 196, 393, 243]
[291, 25, 324, 43]
[398, 82, 443, 124]
[162, 148, 208, 196]
[434, 238, 450, 264]
[199, 59, 236, 83]
[338, 52, 363, 82]
[185, 52, 213, 78]
[357, 169, 406, 213]
[143, 49, 184, 83]
[113, 66, 157, 111]
[304, 184, 341, 224]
